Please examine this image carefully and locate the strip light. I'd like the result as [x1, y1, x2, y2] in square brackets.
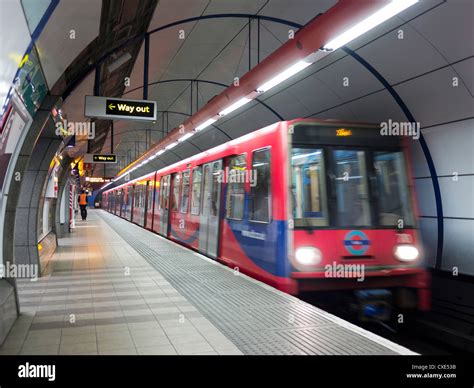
[178, 132, 195, 142]
[256, 60, 312, 93]
[323, 0, 419, 51]
[195, 118, 216, 131]
[165, 141, 178, 150]
[219, 97, 251, 116]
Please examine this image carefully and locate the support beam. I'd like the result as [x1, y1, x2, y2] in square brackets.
[248, 17, 252, 71]
[257, 18, 260, 64]
[143, 34, 150, 100]
[110, 121, 114, 152]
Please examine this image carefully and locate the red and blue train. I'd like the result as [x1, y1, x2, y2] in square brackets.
[102, 119, 430, 313]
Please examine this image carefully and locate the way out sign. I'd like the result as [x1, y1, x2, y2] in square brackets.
[93, 154, 117, 163]
[84, 96, 157, 121]
[84, 153, 117, 163]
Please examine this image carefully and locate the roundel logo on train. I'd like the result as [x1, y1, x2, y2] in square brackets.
[344, 230, 371, 255]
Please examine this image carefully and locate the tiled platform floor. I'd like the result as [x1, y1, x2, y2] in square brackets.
[0, 211, 241, 355]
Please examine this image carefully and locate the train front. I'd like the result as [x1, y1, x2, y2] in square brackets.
[286, 120, 430, 320]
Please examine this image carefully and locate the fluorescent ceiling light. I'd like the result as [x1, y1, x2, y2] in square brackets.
[256, 60, 312, 93]
[165, 141, 178, 150]
[155, 149, 165, 156]
[219, 97, 251, 116]
[178, 132, 195, 142]
[323, 0, 419, 51]
[195, 118, 216, 131]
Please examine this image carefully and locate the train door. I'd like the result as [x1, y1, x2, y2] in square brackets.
[125, 185, 134, 221]
[117, 189, 122, 216]
[132, 186, 139, 224]
[139, 185, 145, 225]
[169, 172, 181, 238]
[199, 160, 222, 259]
[159, 175, 171, 236]
[134, 185, 145, 226]
[118, 190, 123, 216]
[144, 179, 155, 230]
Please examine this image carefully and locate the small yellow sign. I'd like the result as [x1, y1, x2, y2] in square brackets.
[336, 128, 352, 137]
[93, 154, 117, 163]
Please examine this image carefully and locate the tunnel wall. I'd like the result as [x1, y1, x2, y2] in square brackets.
[411, 118, 473, 275]
[0, 102, 55, 345]
[14, 118, 62, 274]
[0, 95, 61, 345]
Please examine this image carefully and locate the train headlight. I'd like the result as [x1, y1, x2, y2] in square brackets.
[295, 247, 322, 266]
[394, 244, 419, 262]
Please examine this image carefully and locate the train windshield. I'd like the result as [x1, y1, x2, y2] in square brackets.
[373, 150, 414, 227]
[291, 146, 414, 228]
[291, 148, 329, 227]
[333, 150, 372, 227]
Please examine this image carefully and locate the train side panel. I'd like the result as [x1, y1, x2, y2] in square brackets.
[218, 123, 296, 293]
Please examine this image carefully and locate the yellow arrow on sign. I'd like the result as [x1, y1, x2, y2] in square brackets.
[19, 54, 29, 68]
[108, 104, 116, 109]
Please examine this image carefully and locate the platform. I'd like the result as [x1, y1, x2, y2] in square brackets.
[0, 210, 416, 355]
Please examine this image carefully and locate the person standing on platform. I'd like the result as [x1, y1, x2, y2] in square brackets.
[78, 189, 88, 221]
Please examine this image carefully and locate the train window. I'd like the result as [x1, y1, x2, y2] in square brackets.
[291, 148, 328, 227]
[333, 149, 371, 227]
[159, 177, 165, 210]
[140, 185, 146, 209]
[202, 165, 211, 215]
[147, 180, 154, 213]
[250, 148, 271, 223]
[129, 186, 134, 204]
[134, 185, 140, 210]
[226, 154, 246, 220]
[126, 186, 133, 217]
[191, 166, 202, 215]
[373, 151, 414, 226]
[180, 170, 190, 213]
[170, 173, 181, 212]
[159, 176, 169, 210]
[211, 163, 221, 217]
[159, 178, 164, 209]
[117, 189, 123, 212]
